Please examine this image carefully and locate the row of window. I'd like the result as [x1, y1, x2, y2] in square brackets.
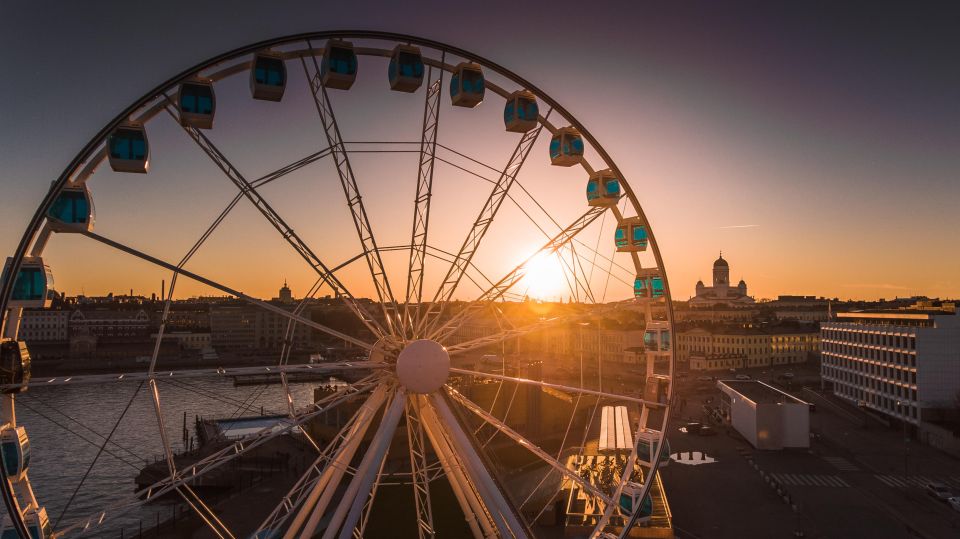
[822, 328, 916, 349]
[829, 380, 919, 420]
[821, 342, 917, 367]
[822, 355, 918, 390]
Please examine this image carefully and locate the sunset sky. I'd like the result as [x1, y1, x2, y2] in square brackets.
[1, 1, 957, 302]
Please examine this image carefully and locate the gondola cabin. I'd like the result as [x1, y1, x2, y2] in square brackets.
[549, 127, 584, 166]
[250, 51, 286, 101]
[0, 507, 51, 539]
[0, 340, 31, 394]
[633, 268, 664, 300]
[450, 62, 484, 107]
[636, 428, 671, 468]
[586, 169, 620, 207]
[643, 374, 670, 405]
[1, 257, 53, 309]
[618, 482, 653, 525]
[107, 123, 148, 173]
[388, 44, 424, 93]
[46, 185, 94, 233]
[644, 323, 671, 353]
[503, 90, 538, 133]
[0, 426, 30, 479]
[321, 40, 358, 90]
[177, 79, 215, 129]
[615, 217, 648, 252]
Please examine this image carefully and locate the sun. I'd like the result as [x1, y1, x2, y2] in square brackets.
[521, 252, 567, 301]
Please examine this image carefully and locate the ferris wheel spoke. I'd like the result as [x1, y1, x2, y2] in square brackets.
[162, 100, 390, 342]
[404, 62, 444, 340]
[416, 117, 549, 337]
[249, 145, 335, 190]
[176, 484, 237, 539]
[301, 46, 403, 339]
[55, 375, 381, 537]
[449, 368, 665, 410]
[428, 205, 609, 342]
[80, 229, 376, 350]
[444, 386, 613, 507]
[426, 393, 530, 538]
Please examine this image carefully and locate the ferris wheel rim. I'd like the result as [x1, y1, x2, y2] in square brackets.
[0, 30, 677, 539]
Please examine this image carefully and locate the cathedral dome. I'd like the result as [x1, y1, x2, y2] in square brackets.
[714, 254, 728, 268]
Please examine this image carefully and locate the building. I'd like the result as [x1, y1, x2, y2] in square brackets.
[69, 308, 152, 340]
[18, 309, 70, 342]
[820, 310, 960, 425]
[209, 302, 315, 351]
[717, 380, 810, 449]
[678, 324, 820, 371]
[689, 254, 755, 307]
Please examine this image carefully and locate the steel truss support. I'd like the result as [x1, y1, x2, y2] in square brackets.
[428, 394, 529, 538]
[418, 117, 548, 337]
[164, 102, 389, 343]
[418, 396, 495, 539]
[302, 46, 402, 337]
[405, 395, 436, 539]
[445, 387, 612, 506]
[429, 205, 608, 343]
[325, 388, 406, 539]
[404, 61, 444, 339]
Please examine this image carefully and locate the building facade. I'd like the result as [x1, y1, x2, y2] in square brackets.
[820, 311, 960, 425]
[678, 325, 820, 370]
[18, 309, 70, 342]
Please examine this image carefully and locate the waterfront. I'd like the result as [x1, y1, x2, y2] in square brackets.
[1, 377, 325, 536]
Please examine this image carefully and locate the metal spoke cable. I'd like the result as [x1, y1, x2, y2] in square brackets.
[13, 399, 143, 470]
[55, 381, 145, 528]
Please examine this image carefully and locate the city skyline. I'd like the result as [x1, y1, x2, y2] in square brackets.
[2, 2, 958, 301]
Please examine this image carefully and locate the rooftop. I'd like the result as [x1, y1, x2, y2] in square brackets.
[718, 380, 808, 405]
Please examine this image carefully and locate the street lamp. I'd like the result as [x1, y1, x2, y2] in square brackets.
[897, 400, 909, 478]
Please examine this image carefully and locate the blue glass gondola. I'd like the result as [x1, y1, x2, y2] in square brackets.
[586, 169, 620, 207]
[47, 185, 94, 233]
[549, 127, 584, 166]
[321, 39, 358, 90]
[178, 79, 215, 129]
[388, 44, 424, 93]
[0, 340, 30, 394]
[450, 62, 484, 107]
[636, 428, 671, 468]
[634, 268, 664, 300]
[1, 257, 53, 309]
[615, 217, 648, 252]
[0, 507, 52, 539]
[107, 123, 149, 173]
[503, 90, 538, 133]
[643, 374, 670, 405]
[250, 51, 286, 102]
[0, 426, 30, 479]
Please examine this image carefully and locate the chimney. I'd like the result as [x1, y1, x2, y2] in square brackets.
[162, 280, 166, 300]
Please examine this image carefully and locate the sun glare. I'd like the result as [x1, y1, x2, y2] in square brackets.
[521, 252, 567, 301]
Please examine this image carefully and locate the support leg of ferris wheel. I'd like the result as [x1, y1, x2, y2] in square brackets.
[405, 395, 436, 539]
[288, 384, 389, 539]
[427, 393, 529, 538]
[404, 59, 443, 340]
[324, 388, 406, 539]
[418, 394, 494, 539]
[302, 43, 403, 338]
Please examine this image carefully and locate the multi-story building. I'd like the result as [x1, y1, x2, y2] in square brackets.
[18, 309, 70, 342]
[69, 308, 152, 340]
[209, 302, 316, 351]
[820, 310, 960, 425]
[678, 324, 820, 370]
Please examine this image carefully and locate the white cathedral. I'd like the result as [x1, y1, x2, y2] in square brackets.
[689, 253, 755, 306]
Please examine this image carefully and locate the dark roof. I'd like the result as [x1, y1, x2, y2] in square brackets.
[714, 255, 728, 268]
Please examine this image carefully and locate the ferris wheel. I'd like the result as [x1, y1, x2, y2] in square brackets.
[0, 31, 676, 538]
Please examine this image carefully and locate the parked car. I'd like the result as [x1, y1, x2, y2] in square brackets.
[697, 376, 713, 382]
[925, 481, 954, 501]
[735, 374, 751, 380]
[947, 497, 960, 513]
[681, 422, 703, 434]
[698, 425, 718, 436]
[783, 372, 795, 379]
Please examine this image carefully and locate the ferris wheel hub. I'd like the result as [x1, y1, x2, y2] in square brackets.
[395, 339, 450, 394]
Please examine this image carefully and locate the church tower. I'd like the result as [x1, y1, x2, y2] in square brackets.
[712, 253, 729, 287]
